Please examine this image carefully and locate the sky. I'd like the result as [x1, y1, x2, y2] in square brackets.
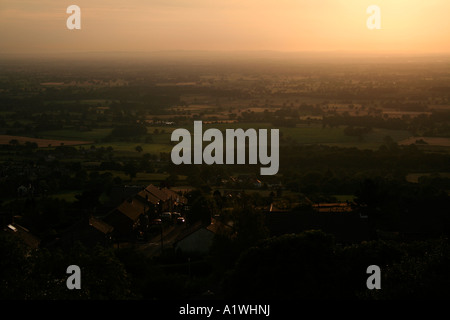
[1, 0, 449, 55]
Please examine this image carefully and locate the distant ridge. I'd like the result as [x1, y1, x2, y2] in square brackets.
[1, 50, 450, 64]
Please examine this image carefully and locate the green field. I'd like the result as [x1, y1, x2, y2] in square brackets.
[50, 190, 113, 204]
[406, 172, 450, 183]
[93, 170, 187, 184]
[93, 142, 173, 155]
[35, 123, 412, 156]
[49, 190, 81, 203]
[97, 170, 170, 181]
[39, 128, 112, 141]
[197, 123, 411, 150]
[281, 126, 411, 149]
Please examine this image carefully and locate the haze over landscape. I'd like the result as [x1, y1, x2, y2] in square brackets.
[1, 0, 450, 55]
[1, 0, 450, 304]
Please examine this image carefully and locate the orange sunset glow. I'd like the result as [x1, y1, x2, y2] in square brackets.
[1, 0, 449, 55]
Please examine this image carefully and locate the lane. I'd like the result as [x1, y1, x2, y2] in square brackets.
[135, 224, 187, 257]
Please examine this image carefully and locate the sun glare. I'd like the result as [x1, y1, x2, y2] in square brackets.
[0, 0, 449, 54]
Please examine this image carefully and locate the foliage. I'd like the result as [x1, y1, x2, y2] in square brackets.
[0, 239, 133, 300]
[224, 230, 338, 299]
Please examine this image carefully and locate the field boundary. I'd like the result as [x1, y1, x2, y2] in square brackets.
[0, 135, 93, 147]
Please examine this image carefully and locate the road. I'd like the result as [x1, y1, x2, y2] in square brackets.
[135, 224, 187, 257]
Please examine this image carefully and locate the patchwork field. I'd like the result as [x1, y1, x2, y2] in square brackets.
[406, 172, 450, 183]
[398, 137, 450, 147]
[1, 122, 415, 155]
[0, 135, 93, 147]
[38, 128, 113, 141]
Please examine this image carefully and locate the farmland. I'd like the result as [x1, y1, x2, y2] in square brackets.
[1, 53, 450, 301]
[0, 134, 92, 147]
[1, 56, 449, 202]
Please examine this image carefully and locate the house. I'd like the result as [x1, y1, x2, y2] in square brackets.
[135, 188, 162, 217]
[102, 184, 187, 240]
[103, 197, 148, 239]
[312, 202, 353, 213]
[173, 218, 234, 256]
[57, 216, 114, 248]
[174, 223, 215, 256]
[4, 223, 40, 251]
[105, 185, 145, 208]
[173, 219, 221, 256]
[144, 184, 187, 213]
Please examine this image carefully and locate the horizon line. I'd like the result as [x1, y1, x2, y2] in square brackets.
[2, 49, 450, 56]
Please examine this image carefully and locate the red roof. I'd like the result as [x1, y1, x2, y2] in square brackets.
[89, 217, 114, 234]
[136, 189, 161, 205]
[312, 203, 353, 213]
[161, 187, 187, 204]
[105, 184, 187, 225]
[145, 184, 170, 201]
[116, 199, 147, 221]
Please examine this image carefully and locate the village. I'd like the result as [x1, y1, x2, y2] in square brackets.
[1, 51, 449, 300]
[4, 179, 370, 262]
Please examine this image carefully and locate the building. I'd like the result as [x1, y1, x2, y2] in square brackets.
[173, 219, 230, 256]
[102, 184, 187, 240]
[57, 216, 114, 248]
[103, 197, 148, 238]
[312, 202, 353, 213]
[4, 223, 40, 251]
[174, 222, 216, 256]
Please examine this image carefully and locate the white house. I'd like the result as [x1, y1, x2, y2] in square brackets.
[174, 222, 215, 255]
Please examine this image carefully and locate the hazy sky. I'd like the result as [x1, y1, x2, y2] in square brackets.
[1, 0, 449, 55]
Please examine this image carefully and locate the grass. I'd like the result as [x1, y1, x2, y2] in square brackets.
[0, 134, 92, 147]
[93, 142, 173, 155]
[333, 195, 356, 202]
[96, 170, 171, 183]
[170, 122, 410, 148]
[39, 128, 112, 141]
[50, 190, 80, 202]
[50, 190, 111, 204]
[406, 172, 450, 183]
[32, 122, 412, 156]
[282, 126, 411, 149]
[146, 126, 176, 134]
[282, 126, 350, 144]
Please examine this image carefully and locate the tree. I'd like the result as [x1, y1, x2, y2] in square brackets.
[360, 238, 450, 300]
[230, 202, 268, 249]
[22, 243, 133, 299]
[123, 162, 138, 182]
[135, 145, 143, 153]
[0, 233, 30, 299]
[24, 141, 38, 149]
[165, 173, 178, 187]
[185, 190, 211, 225]
[75, 189, 102, 216]
[354, 178, 385, 239]
[224, 231, 338, 299]
[382, 135, 399, 152]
